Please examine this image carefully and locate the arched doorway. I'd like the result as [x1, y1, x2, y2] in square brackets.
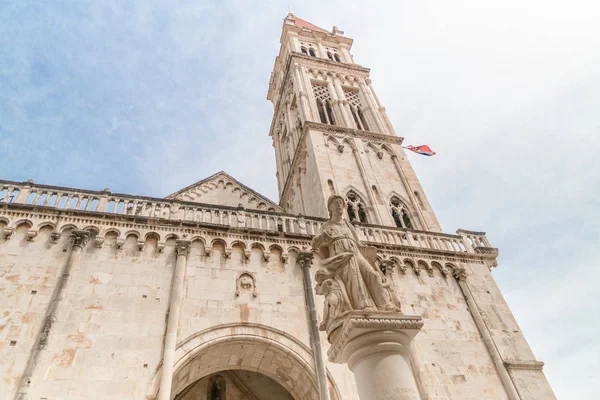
[175, 370, 294, 400]
[147, 323, 341, 400]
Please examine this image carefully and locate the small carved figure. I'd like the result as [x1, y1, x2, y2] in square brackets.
[319, 279, 345, 331]
[236, 272, 257, 297]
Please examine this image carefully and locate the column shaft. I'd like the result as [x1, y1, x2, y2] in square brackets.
[298, 252, 330, 400]
[14, 231, 90, 400]
[158, 240, 191, 400]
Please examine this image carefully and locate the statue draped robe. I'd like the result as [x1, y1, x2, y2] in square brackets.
[313, 220, 391, 311]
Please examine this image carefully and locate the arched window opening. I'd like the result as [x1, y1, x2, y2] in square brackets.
[325, 101, 335, 125]
[334, 53, 341, 62]
[327, 179, 335, 194]
[390, 197, 413, 229]
[346, 191, 368, 223]
[327, 51, 334, 60]
[317, 99, 328, 124]
[351, 107, 361, 129]
[358, 107, 369, 131]
[301, 46, 308, 55]
[208, 375, 226, 400]
[309, 47, 316, 57]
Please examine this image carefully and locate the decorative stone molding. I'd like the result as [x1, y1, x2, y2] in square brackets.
[453, 267, 467, 281]
[327, 311, 423, 363]
[235, 272, 257, 297]
[94, 237, 104, 248]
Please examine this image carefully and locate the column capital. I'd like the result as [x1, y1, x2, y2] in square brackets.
[297, 251, 314, 268]
[175, 240, 191, 257]
[70, 230, 90, 249]
[327, 312, 423, 364]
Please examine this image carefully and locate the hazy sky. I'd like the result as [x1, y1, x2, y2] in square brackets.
[1, 1, 599, 398]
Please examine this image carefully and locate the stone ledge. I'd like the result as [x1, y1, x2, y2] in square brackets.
[504, 360, 545, 370]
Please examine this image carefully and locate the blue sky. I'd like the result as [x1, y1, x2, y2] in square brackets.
[1, 1, 599, 398]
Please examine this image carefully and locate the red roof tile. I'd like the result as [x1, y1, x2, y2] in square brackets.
[287, 13, 328, 33]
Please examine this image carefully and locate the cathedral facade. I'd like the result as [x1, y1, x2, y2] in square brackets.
[0, 14, 555, 400]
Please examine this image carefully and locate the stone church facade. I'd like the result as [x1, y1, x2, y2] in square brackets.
[0, 14, 555, 400]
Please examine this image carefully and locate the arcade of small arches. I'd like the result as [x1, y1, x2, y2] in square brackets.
[0, 218, 312, 265]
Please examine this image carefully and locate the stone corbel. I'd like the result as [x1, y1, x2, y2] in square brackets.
[94, 237, 104, 248]
[244, 249, 252, 260]
[423, 262, 435, 277]
[137, 240, 145, 251]
[157, 242, 166, 253]
[116, 238, 125, 249]
[412, 263, 422, 276]
[453, 267, 467, 281]
[337, 144, 344, 153]
[2, 227, 13, 239]
[204, 246, 213, 256]
[376, 151, 384, 159]
[224, 248, 232, 259]
[439, 265, 450, 278]
[263, 252, 270, 262]
[26, 230, 37, 241]
[50, 232, 61, 244]
[282, 253, 289, 264]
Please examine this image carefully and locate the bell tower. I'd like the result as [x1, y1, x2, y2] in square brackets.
[267, 13, 442, 232]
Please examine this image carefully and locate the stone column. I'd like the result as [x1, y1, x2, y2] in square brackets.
[158, 240, 191, 400]
[14, 230, 90, 400]
[327, 312, 424, 400]
[298, 252, 330, 400]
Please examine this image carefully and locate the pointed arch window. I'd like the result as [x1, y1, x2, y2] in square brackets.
[390, 197, 413, 229]
[309, 47, 316, 57]
[313, 83, 336, 125]
[327, 51, 334, 61]
[301, 46, 308, 55]
[346, 191, 368, 223]
[334, 53, 341, 62]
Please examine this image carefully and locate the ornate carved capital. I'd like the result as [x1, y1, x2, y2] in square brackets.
[453, 267, 467, 281]
[297, 251, 314, 269]
[175, 240, 191, 257]
[71, 230, 90, 249]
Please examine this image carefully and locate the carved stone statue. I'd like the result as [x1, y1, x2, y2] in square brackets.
[315, 269, 349, 332]
[312, 195, 400, 335]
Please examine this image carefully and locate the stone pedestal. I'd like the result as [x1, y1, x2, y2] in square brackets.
[328, 312, 424, 400]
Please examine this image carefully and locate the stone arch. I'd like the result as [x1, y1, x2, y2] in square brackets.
[145, 231, 161, 241]
[12, 219, 33, 229]
[59, 223, 78, 233]
[146, 323, 341, 400]
[36, 221, 57, 231]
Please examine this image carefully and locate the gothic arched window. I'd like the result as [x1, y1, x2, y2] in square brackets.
[309, 47, 316, 57]
[334, 53, 341, 62]
[301, 46, 308, 55]
[390, 197, 413, 229]
[208, 375, 226, 400]
[346, 191, 368, 223]
[316, 99, 335, 125]
[327, 51, 334, 60]
[358, 107, 369, 131]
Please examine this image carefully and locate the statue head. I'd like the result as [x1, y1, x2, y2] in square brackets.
[327, 195, 345, 218]
[322, 279, 337, 295]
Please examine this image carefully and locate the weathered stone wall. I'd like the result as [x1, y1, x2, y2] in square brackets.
[0, 211, 554, 399]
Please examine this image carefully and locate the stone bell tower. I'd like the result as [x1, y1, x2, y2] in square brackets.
[267, 13, 441, 232]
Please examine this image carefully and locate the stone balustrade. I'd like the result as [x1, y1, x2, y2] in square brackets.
[0, 180, 496, 256]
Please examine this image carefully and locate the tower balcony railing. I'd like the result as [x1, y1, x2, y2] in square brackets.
[0, 180, 496, 257]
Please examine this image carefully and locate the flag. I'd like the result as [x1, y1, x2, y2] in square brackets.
[404, 145, 436, 156]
